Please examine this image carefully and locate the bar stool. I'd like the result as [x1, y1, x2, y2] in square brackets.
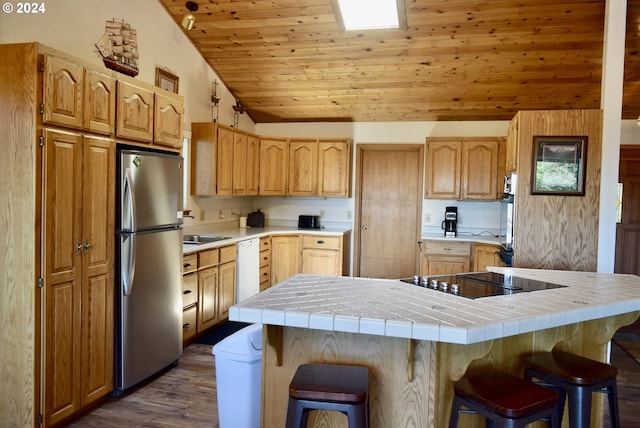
[449, 372, 559, 428]
[285, 363, 369, 428]
[524, 351, 620, 428]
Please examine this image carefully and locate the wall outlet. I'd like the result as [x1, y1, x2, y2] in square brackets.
[199, 211, 205, 221]
[425, 213, 431, 223]
[347, 210, 353, 220]
[319, 209, 325, 217]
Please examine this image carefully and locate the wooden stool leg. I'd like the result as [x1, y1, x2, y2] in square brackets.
[607, 382, 620, 428]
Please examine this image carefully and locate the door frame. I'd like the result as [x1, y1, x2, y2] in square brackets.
[353, 143, 424, 277]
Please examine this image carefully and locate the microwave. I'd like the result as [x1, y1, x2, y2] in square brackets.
[298, 215, 321, 229]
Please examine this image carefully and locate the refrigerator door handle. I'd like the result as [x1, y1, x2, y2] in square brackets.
[121, 233, 136, 296]
[123, 168, 137, 232]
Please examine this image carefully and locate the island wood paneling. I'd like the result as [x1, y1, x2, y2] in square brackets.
[512, 109, 602, 271]
[0, 42, 38, 428]
[261, 312, 638, 428]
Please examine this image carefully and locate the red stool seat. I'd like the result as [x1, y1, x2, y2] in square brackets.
[449, 372, 559, 427]
[286, 363, 369, 428]
[524, 351, 620, 428]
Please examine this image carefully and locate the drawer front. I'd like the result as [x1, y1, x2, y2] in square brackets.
[182, 305, 197, 342]
[183, 253, 198, 273]
[182, 272, 198, 308]
[424, 240, 471, 256]
[219, 245, 236, 264]
[260, 265, 271, 285]
[198, 249, 219, 268]
[260, 250, 271, 267]
[301, 235, 341, 250]
[260, 236, 271, 251]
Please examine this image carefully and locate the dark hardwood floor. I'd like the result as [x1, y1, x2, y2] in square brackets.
[68, 331, 640, 428]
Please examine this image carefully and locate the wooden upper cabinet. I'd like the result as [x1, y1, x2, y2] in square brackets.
[426, 139, 461, 199]
[461, 140, 499, 200]
[260, 137, 289, 195]
[216, 125, 234, 195]
[233, 131, 248, 195]
[42, 54, 84, 130]
[190, 122, 217, 196]
[116, 80, 154, 142]
[426, 137, 502, 200]
[506, 114, 519, 173]
[318, 139, 351, 198]
[288, 140, 318, 196]
[246, 134, 260, 195]
[154, 91, 183, 149]
[83, 69, 115, 135]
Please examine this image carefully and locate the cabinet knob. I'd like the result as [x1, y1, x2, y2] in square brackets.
[183, 323, 191, 329]
[183, 289, 192, 295]
[76, 240, 82, 256]
[184, 263, 192, 269]
[83, 238, 91, 255]
[362, 224, 368, 230]
[317, 240, 325, 244]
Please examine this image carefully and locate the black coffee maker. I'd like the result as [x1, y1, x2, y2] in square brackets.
[441, 206, 458, 237]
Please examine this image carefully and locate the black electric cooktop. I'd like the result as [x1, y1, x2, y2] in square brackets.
[401, 271, 567, 299]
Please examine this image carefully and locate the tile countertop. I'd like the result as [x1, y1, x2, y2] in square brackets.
[229, 267, 640, 345]
[182, 225, 351, 254]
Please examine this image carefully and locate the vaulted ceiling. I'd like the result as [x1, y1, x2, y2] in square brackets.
[158, 0, 640, 123]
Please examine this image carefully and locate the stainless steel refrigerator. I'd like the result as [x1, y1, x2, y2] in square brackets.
[114, 147, 184, 395]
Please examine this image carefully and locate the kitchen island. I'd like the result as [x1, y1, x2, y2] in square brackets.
[229, 268, 640, 428]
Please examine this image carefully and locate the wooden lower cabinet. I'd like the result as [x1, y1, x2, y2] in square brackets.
[301, 235, 343, 275]
[270, 235, 301, 284]
[474, 243, 503, 271]
[218, 246, 237, 320]
[42, 130, 115, 426]
[421, 240, 472, 276]
[198, 266, 220, 331]
[259, 237, 271, 291]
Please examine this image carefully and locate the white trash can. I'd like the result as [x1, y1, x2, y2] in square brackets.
[212, 323, 263, 428]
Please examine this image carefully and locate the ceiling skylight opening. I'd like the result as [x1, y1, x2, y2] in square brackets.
[335, 0, 404, 31]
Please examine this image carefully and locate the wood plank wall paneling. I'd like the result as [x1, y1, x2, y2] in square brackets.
[0, 42, 38, 427]
[513, 109, 602, 271]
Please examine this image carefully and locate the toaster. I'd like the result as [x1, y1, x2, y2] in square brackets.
[298, 215, 321, 229]
[247, 210, 265, 227]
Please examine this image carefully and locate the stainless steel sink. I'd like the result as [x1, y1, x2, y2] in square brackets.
[182, 234, 231, 244]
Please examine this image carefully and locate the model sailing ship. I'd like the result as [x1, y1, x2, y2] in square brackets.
[95, 19, 139, 77]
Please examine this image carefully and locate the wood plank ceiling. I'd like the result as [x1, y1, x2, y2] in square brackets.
[158, 0, 640, 123]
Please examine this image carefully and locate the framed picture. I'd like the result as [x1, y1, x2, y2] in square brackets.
[531, 136, 587, 196]
[155, 68, 179, 93]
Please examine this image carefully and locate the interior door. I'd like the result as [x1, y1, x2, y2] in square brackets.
[615, 146, 640, 274]
[355, 144, 423, 279]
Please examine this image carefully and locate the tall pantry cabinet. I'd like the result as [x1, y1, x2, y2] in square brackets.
[1, 42, 116, 428]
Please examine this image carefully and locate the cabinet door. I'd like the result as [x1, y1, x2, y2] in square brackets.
[288, 141, 317, 196]
[426, 140, 461, 199]
[474, 244, 503, 271]
[218, 261, 237, 320]
[270, 235, 300, 284]
[506, 114, 519, 173]
[42, 54, 84, 129]
[318, 140, 351, 197]
[80, 135, 115, 406]
[233, 131, 248, 195]
[260, 138, 289, 195]
[154, 91, 183, 148]
[461, 140, 499, 200]
[83, 69, 115, 135]
[302, 249, 341, 275]
[116, 80, 154, 142]
[198, 267, 219, 331]
[423, 256, 471, 276]
[42, 129, 83, 425]
[216, 125, 234, 195]
[190, 123, 217, 196]
[246, 134, 260, 195]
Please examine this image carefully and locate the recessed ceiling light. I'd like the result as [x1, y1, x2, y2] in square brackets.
[335, 0, 402, 31]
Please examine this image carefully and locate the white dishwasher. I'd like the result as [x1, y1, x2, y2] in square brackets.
[236, 238, 260, 303]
